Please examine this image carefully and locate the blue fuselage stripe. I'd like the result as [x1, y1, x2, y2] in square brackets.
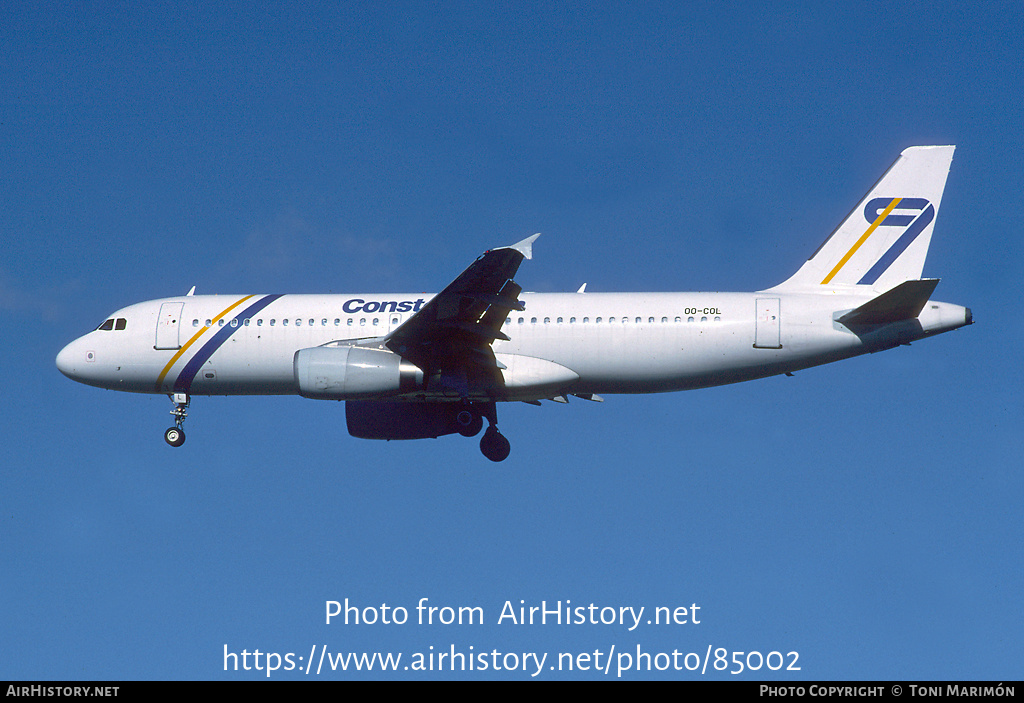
[173, 294, 284, 393]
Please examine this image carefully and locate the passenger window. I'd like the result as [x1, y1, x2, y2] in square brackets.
[701, 316, 707, 322]
[295, 319, 301, 327]
[531, 317, 537, 324]
[257, 319, 263, 326]
[360, 318, 366, 326]
[544, 317, 550, 324]
[334, 319, 340, 326]
[675, 317, 681, 322]
[583, 317, 589, 323]
[570, 317, 576, 323]
[270, 319, 276, 326]
[244, 318, 250, 326]
[310, 319, 315, 326]
[715, 316, 721, 322]
[347, 319, 353, 326]
[205, 319, 212, 327]
[596, 317, 602, 323]
[609, 317, 616, 323]
[518, 317, 524, 324]
[230, 318, 238, 327]
[688, 316, 694, 322]
[373, 318, 379, 326]
[192, 319, 199, 328]
[321, 319, 326, 326]
[661, 317, 668, 323]
[218, 319, 225, 327]
[283, 319, 289, 326]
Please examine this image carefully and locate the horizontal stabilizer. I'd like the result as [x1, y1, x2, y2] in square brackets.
[837, 279, 939, 326]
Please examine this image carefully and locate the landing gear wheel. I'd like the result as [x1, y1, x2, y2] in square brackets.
[165, 393, 190, 447]
[456, 409, 483, 437]
[479, 426, 510, 462]
[164, 426, 186, 447]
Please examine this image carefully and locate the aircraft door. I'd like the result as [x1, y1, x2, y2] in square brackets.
[155, 302, 184, 350]
[754, 298, 782, 349]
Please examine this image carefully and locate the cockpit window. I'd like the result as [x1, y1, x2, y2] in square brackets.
[96, 318, 127, 331]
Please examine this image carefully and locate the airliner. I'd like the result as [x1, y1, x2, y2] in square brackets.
[56, 146, 971, 461]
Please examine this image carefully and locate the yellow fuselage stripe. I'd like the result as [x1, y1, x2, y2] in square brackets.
[821, 197, 902, 285]
[155, 295, 256, 390]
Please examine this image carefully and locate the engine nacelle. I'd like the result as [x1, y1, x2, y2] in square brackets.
[293, 346, 423, 400]
[345, 400, 463, 440]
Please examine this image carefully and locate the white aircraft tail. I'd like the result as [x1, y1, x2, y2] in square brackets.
[772, 146, 955, 292]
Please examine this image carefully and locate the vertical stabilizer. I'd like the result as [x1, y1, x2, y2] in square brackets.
[771, 146, 954, 292]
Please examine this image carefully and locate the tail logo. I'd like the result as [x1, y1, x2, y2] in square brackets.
[821, 197, 935, 285]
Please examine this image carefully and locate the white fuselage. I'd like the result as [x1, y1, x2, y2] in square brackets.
[55, 290, 971, 401]
[53, 147, 972, 459]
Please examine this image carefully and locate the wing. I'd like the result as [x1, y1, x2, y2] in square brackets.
[384, 234, 539, 399]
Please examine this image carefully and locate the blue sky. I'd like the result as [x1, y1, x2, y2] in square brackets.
[3, 2, 1021, 680]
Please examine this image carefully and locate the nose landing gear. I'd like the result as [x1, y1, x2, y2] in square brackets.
[164, 393, 189, 447]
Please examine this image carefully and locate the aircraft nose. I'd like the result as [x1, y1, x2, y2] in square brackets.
[56, 341, 75, 378]
[56, 338, 87, 380]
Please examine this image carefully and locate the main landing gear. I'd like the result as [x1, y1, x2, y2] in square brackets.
[480, 426, 511, 462]
[164, 393, 189, 447]
[462, 402, 510, 462]
[455, 407, 484, 438]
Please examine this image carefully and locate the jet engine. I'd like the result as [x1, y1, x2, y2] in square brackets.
[293, 346, 423, 400]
